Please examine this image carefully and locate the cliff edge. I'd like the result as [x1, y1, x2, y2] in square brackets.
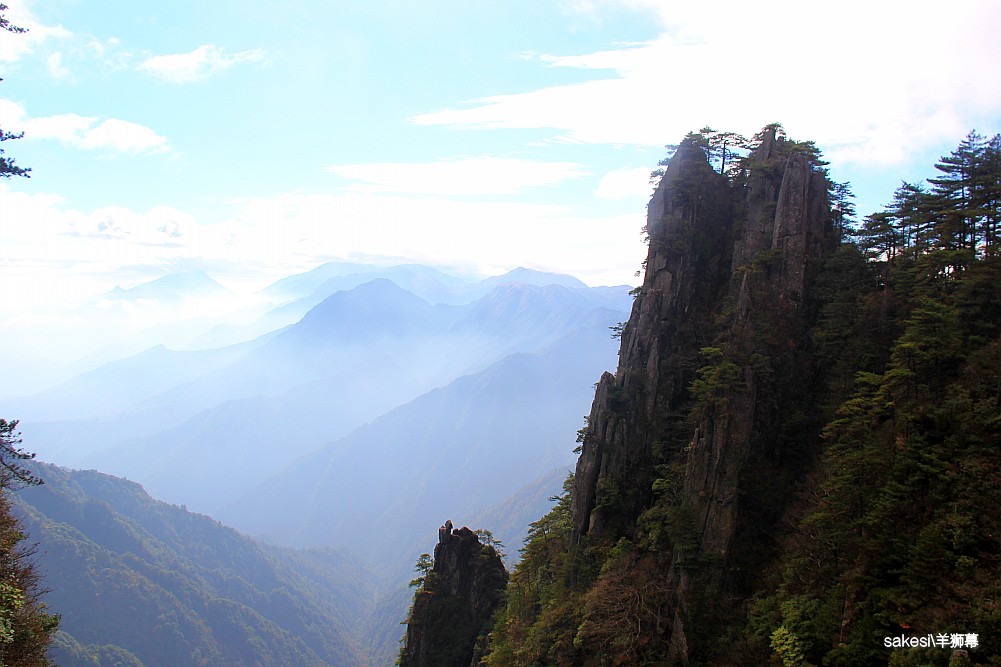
[571, 125, 836, 661]
[399, 522, 507, 667]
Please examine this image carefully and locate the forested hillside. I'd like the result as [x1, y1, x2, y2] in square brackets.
[15, 461, 371, 667]
[479, 127, 1001, 666]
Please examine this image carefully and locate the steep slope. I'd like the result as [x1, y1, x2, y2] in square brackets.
[483, 128, 1001, 666]
[572, 127, 837, 658]
[482, 126, 844, 665]
[16, 462, 371, 667]
[399, 523, 507, 667]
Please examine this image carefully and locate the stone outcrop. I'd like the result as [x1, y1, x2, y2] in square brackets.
[400, 522, 507, 667]
[570, 126, 836, 662]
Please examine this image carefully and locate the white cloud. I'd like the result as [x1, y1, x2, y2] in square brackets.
[138, 44, 265, 83]
[75, 118, 170, 153]
[85, 36, 133, 70]
[0, 4, 70, 62]
[595, 167, 652, 199]
[0, 100, 169, 154]
[220, 190, 644, 286]
[414, 1, 1001, 167]
[0, 186, 200, 310]
[326, 157, 590, 196]
[46, 52, 69, 79]
[0, 182, 646, 318]
[63, 205, 195, 245]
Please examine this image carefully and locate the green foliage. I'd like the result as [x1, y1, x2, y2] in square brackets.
[474, 529, 506, 561]
[409, 553, 434, 589]
[689, 346, 742, 409]
[484, 475, 587, 666]
[18, 461, 368, 666]
[0, 422, 57, 666]
[753, 139, 1001, 662]
[770, 625, 812, 667]
[0, 420, 41, 489]
[480, 127, 1001, 666]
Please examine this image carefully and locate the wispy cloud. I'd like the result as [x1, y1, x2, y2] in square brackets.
[46, 52, 70, 79]
[0, 4, 70, 62]
[415, 1, 1001, 167]
[326, 156, 590, 196]
[138, 44, 265, 83]
[594, 167, 651, 200]
[0, 100, 169, 154]
[63, 204, 195, 245]
[0, 182, 645, 314]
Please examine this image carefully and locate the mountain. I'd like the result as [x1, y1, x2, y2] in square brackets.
[474, 266, 589, 292]
[467, 466, 570, 561]
[0, 270, 260, 397]
[2, 340, 265, 424]
[218, 322, 619, 563]
[104, 271, 232, 304]
[194, 263, 477, 350]
[11, 277, 626, 520]
[483, 125, 846, 665]
[257, 260, 404, 304]
[398, 524, 507, 667]
[16, 462, 371, 667]
[478, 127, 1001, 665]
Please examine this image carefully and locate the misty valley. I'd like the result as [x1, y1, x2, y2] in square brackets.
[3, 263, 629, 665]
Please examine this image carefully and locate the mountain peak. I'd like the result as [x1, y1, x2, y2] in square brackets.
[479, 267, 588, 291]
[399, 523, 506, 667]
[106, 271, 231, 302]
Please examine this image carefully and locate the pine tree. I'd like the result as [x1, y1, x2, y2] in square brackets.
[0, 3, 30, 180]
[0, 421, 57, 666]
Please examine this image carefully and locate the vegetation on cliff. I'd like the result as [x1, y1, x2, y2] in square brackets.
[480, 126, 1001, 666]
[400, 522, 508, 667]
[0, 422, 58, 666]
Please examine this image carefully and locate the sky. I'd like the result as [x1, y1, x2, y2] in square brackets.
[2, 0, 1001, 312]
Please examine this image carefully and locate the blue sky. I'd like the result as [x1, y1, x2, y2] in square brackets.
[2, 0, 1000, 310]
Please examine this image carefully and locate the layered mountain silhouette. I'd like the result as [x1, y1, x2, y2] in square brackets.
[1, 263, 629, 664]
[5, 266, 626, 537]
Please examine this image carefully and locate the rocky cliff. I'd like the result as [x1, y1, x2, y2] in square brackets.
[474, 125, 1001, 666]
[571, 125, 837, 662]
[399, 522, 507, 667]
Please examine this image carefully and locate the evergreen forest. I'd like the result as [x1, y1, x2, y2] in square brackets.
[473, 128, 1001, 667]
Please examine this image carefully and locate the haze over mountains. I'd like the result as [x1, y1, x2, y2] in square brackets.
[0, 260, 629, 664]
[7, 264, 627, 519]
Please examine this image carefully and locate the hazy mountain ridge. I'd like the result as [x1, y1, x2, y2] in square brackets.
[219, 322, 620, 559]
[1, 263, 631, 665]
[8, 271, 627, 522]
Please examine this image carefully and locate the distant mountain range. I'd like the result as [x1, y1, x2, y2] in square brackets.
[222, 325, 615, 563]
[0, 262, 631, 664]
[8, 267, 627, 528]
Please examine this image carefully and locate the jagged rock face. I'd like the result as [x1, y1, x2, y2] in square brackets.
[400, 523, 507, 667]
[571, 127, 835, 662]
[571, 139, 735, 541]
